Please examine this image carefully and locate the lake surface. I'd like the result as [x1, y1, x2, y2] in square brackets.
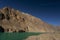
[0, 32, 41, 40]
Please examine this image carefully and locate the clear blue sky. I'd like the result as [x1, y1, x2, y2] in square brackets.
[0, 0, 60, 26]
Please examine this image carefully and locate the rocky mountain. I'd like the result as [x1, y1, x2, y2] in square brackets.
[0, 7, 58, 32]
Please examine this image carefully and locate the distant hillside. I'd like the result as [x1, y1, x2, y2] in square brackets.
[0, 7, 59, 32]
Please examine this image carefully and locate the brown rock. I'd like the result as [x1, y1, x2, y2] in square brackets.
[0, 7, 59, 32]
[26, 33, 60, 40]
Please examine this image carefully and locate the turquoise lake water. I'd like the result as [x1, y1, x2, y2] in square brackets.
[0, 32, 41, 40]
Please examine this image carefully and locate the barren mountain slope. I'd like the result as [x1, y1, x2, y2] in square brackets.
[0, 7, 57, 32]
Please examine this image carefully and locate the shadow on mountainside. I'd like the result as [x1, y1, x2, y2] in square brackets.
[0, 26, 4, 32]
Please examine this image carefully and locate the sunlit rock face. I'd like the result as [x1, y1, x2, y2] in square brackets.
[0, 7, 58, 32]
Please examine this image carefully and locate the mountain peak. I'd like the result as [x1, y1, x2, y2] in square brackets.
[3, 7, 11, 10]
[0, 7, 58, 33]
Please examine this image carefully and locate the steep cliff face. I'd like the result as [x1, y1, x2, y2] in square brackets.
[0, 7, 56, 32]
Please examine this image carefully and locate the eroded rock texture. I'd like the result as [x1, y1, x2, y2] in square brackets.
[0, 7, 59, 32]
